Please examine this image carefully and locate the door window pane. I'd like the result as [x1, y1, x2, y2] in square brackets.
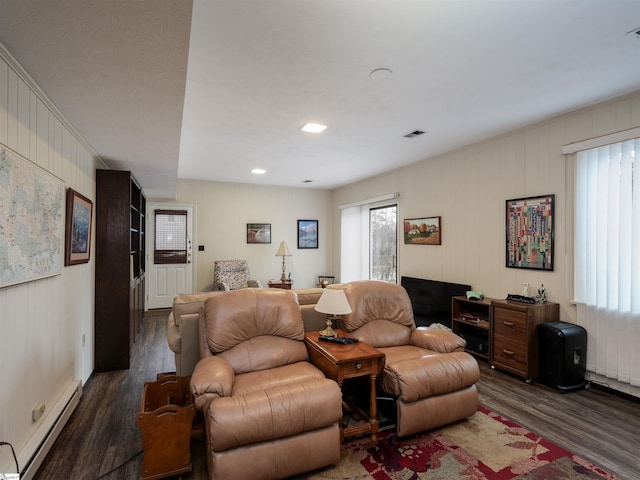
[154, 209, 187, 264]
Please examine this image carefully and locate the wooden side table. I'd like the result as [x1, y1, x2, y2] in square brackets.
[268, 281, 292, 290]
[304, 330, 384, 441]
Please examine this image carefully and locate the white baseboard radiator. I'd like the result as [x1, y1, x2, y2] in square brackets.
[15, 380, 82, 480]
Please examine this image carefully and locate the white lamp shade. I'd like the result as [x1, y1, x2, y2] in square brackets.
[275, 241, 292, 257]
[314, 288, 352, 315]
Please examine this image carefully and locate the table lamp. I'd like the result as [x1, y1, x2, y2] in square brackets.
[315, 288, 352, 337]
[275, 241, 292, 281]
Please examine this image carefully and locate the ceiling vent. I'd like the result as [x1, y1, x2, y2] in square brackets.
[404, 130, 426, 138]
[627, 27, 640, 39]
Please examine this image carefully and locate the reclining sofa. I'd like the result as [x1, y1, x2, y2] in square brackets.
[333, 280, 480, 437]
[167, 288, 326, 376]
[190, 288, 343, 479]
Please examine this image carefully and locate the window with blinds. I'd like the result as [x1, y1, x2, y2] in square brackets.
[154, 209, 188, 264]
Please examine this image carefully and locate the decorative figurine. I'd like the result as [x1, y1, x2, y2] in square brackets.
[538, 284, 547, 303]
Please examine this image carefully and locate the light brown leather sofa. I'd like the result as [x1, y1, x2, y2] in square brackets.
[333, 280, 480, 437]
[167, 287, 326, 376]
[190, 288, 343, 480]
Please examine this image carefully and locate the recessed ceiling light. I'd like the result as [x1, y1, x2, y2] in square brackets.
[301, 123, 327, 133]
[251, 168, 266, 175]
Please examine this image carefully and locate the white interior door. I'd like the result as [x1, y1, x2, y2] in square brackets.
[147, 204, 194, 309]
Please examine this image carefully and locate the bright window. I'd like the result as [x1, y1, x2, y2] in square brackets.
[154, 209, 188, 264]
[574, 137, 640, 387]
[340, 195, 398, 283]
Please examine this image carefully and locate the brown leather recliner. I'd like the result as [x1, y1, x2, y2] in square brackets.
[190, 288, 343, 480]
[334, 280, 480, 437]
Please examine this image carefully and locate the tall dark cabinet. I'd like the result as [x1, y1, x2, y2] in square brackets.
[95, 169, 146, 372]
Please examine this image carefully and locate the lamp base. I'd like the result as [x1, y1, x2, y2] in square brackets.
[319, 317, 337, 337]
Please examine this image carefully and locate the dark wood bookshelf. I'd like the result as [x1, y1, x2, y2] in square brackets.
[95, 169, 146, 372]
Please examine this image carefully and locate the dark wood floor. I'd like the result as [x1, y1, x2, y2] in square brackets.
[33, 313, 640, 480]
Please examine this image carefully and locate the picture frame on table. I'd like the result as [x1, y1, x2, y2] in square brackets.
[64, 187, 93, 265]
[505, 194, 554, 271]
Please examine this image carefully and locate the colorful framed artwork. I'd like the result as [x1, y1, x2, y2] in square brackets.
[64, 188, 93, 265]
[403, 216, 441, 245]
[247, 223, 271, 244]
[506, 194, 554, 271]
[298, 220, 318, 249]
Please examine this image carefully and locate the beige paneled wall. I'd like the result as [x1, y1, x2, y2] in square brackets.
[333, 90, 640, 325]
[157, 179, 333, 291]
[0, 48, 100, 472]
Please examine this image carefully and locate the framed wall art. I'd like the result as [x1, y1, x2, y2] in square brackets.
[298, 220, 318, 249]
[247, 223, 271, 244]
[506, 194, 554, 271]
[403, 216, 441, 245]
[65, 188, 93, 265]
[1, 146, 65, 287]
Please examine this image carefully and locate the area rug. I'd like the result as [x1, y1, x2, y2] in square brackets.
[297, 405, 619, 480]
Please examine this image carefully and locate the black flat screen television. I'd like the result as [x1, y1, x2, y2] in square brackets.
[400, 276, 471, 327]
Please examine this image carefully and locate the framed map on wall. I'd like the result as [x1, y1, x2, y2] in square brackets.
[506, 194, 554, 271]
[0, 145, 65, 288]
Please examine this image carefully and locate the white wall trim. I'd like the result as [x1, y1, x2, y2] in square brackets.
[586, 371, 640, 400]
[17, 380, 82, 480]
[339, 192, 399, 210]
[0, 41, 107, 169]
[562, 126, 640, 154]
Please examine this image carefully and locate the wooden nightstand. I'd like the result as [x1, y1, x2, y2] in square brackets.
[267, 281, 292, 289]
[304, 330, 384, 441]
[491, 299, 559, 382]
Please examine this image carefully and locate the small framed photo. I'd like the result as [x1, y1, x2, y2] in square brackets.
[64, 188, 93, 265]
[298, 220, 318, 249]
[247, 223, 271, 244]
[403, 216, 441, 245]
[506, 194, 554, 271]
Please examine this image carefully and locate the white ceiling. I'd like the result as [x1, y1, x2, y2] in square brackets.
[1, 1, 639, 199]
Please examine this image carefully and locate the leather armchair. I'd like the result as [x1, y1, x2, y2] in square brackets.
[190, 288, 343, 480]
[212, 259, 261, 291]
[334, 280, 480, 437]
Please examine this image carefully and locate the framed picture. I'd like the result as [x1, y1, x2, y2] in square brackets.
[247, 223, 271, 244]
[298, 220, 318, 249]
[1, 146, 65, 286]
[403, 216, 441, 245]
[506, 194, 554, 271]
[64, 188, 93, 265]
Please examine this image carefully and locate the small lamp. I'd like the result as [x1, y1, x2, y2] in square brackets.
[315, 288, 352, 337]
[275, 241, 292, 281]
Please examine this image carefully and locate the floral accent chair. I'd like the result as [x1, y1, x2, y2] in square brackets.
[212, 260, 262, 291]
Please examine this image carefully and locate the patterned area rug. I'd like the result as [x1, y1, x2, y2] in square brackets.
[299, 405, 619, 480]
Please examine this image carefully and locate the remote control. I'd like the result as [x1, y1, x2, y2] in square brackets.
[319, 335, 359, 344]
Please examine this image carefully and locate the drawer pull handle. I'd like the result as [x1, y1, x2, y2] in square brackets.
[503, 321, 515, 327]
[356, 363, 362, 369]
[503, 349, 515, 356]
